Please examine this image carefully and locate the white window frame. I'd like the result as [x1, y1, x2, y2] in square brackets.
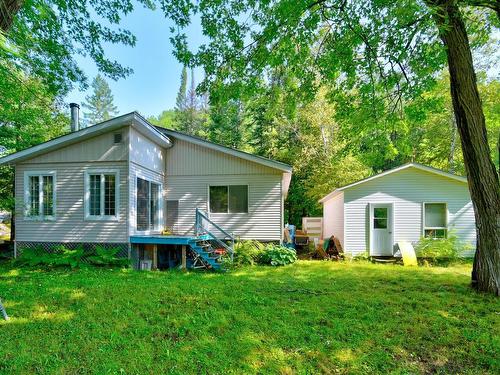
[135, 174, 163, 233]
[422, 202, 448, 238]
[208, 185, 249, 214]
[84, 169, 120, 221]
[23, 171, 56, 221]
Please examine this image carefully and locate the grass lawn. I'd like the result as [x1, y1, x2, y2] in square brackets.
[0, 261, 498, 374]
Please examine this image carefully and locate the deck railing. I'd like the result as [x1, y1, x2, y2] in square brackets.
[195, 208, 235, 261]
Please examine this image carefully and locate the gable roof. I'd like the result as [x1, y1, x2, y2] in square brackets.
[0, 112, 172, 165]
[155, 127, 293, 173]
[319, 163, 468, 203]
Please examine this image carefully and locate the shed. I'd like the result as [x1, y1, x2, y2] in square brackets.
[319, 163, 476, 257]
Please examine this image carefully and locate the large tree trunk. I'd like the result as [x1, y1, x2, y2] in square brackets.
[430, 0, 500, 295]
[0, 0, 24, 32]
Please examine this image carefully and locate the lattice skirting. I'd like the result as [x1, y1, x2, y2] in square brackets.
[15, 241, 130, 264]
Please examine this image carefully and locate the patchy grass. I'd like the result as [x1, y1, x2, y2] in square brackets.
[0, 261, 498, 374]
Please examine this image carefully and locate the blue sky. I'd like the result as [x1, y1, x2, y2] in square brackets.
[65, 4, 205, 118]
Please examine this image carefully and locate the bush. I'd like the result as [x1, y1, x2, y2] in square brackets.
[259, 244, 297, 266]
[233, 240, 265, 266]
[15, 245, 129, 269]
[415, 232, 472, 265]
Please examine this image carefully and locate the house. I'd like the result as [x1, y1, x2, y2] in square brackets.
[0, 105, 292, 269]
[319, 163, 476, 257]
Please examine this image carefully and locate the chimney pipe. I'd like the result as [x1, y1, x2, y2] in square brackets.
[70, 103, 80, 132]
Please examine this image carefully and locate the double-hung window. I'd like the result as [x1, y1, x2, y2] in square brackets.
[209, 185, 248, 214]
[24, 172, 56, 220]
[136, 177, 162, 231]
[85, 170, 119, 220]
[423, 203, 447, 238]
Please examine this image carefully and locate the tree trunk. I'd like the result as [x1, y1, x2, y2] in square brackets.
[430, 0, 500, 295]
[0, 0, 24, 32]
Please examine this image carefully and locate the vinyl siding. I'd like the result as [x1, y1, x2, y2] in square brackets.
[341, 167, 476, 256]
[166, 138, 279, 176]
[323, 192, 344, 246]
[22, 128, 129, 163]
[15, 161, 128, 243]
[166, 175, 282, 240]
[129, 127, 165, 174]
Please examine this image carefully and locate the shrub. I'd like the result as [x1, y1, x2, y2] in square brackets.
[259, 244, 297, 266]
[233, 240, 265, 266]
[87, 246, 129, 267]
[415, 232, 472, 265]
[15, 245, 129, 268]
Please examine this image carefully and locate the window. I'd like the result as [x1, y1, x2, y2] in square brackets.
[25, 172, 55, 219]
[424, 203, 447, 238]
[114, 133, 122, 144]
[85, 171, 119, 219]
[136, 177, 161, 231]
[373, 207, 388, 229]
[209, 185, 248, 213]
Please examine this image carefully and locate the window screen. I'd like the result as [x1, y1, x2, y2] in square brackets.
[150, 183, 160, 230]
[209, 186, 228, 213]
[209, 185, 248, 213]
[136, 178, 149, 231]
[42, 175, 54, 216]
[27, 174, 54, 218]
[424, 203, 447, 238]
[29, 176, 40, 216]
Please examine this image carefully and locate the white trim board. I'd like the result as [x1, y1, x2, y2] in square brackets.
[320, 163, 468, 203]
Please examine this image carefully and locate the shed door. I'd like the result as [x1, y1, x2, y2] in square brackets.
[370, 204, 394, 256]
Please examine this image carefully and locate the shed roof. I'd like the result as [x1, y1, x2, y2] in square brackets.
[319, 163, 468, 203]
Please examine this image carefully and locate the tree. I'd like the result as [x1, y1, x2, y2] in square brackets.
[148, 110, 176, 129]
[82, 75, 118, 125]
[163, 1, 500, 294]
[175, 66, 188, 112]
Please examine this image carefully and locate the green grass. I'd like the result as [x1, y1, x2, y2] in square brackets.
[0, 261, 498, 374]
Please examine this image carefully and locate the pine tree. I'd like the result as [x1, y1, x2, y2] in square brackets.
[82, 75, 118, 125]
[175, 66, 187, 112]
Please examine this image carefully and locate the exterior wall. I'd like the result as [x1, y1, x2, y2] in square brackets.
[22, 128, 129, 163]
[341, 168, 476, 256]
[165, 139, 283, 241]
[15, 161, 129, 243]
[322, 192, 344, 246]
[128, 127, 167, 236]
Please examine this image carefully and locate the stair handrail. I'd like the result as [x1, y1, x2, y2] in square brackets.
[195, 208, 234, 261]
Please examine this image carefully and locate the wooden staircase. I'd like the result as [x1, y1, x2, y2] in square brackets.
[190, 208, 234, 271]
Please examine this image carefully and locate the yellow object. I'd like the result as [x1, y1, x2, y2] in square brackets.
[398, 241, 418, 266]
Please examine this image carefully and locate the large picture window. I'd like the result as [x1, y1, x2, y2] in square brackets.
[85, 170, 119, 219]
[25, 172, 55, 219]
[424, 203, 447, 238]
[136, 177, 161, 231]
[209, 185, 248, 214]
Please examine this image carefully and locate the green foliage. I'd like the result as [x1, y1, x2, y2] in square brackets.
[15, 245, 129, 269]
[259, 244, 297, 266]
[86, 246, 129, 267]
[415, 232, 472, 265]
[82, 75, 118, 125]
[147, 110, 177, 129]
[233, 240, 265, 266]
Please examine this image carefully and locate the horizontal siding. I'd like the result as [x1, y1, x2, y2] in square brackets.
[343, 168, 476, 256]
[22, 128, 129, 163]
[166, 138, 280, 176]
[322, 193, 344, 246]
[129, 161, 166, 236]
[15, 162, 128, 243]
[166, 175, 282, 241]
[129, 127, 165, 174]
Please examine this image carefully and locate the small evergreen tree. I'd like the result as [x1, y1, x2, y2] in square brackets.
[82, 75, 118, 125]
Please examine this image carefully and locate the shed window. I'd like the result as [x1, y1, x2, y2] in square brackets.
[25, 172, 55, 219]
[85, 171, 119, 219]
[209, 185, 248, 213]
[424, 203, 447, 238]
[136, 177, 161, 231]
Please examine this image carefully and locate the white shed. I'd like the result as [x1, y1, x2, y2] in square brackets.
[320, 163, 476, 257]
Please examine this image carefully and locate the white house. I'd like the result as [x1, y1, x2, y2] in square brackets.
[320, 163, 476, 257]
[0, 106, 292, 269]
